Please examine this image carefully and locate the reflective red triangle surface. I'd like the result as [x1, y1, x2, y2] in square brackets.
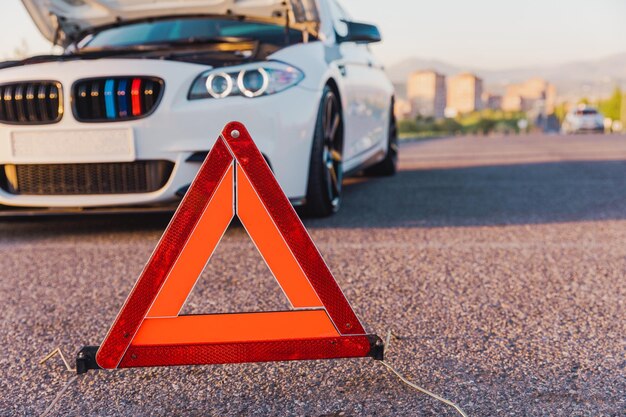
[96, 122, 378, 370]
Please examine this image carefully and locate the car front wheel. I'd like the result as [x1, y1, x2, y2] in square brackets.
[305, 86, 344, 217]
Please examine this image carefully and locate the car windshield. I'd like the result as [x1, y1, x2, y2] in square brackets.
[81, 17, 307, 49]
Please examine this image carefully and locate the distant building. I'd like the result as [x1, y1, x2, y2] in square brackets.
[502, 93, 527, 112]
[482, 92, 502, 110]
[447, 72, 483, 114]
[407, 70, 446, 119]
[545, 84, 557, 114]
[502, 78, 556, 113]
[394, 98, 414, 120]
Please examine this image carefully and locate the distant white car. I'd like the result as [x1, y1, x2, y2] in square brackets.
[561, 105, 605, 134]
[0, 0, 396, 217]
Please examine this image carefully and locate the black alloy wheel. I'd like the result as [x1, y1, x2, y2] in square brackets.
[305, 86, 344, 217]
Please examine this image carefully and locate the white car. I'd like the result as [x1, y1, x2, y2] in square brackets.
[561, 105, 605, 134]
[0, 0, 396, 217]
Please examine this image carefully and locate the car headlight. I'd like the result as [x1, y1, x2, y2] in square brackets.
[189, 62, 304, 100]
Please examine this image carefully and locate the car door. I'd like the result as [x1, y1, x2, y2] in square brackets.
[326, 0, 390, 164]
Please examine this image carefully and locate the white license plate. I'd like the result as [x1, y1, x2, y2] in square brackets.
[10, 129, 135, 163]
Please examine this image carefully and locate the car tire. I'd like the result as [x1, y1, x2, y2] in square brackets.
[363, 103, 398, 177]
[304, 86, 344, 218]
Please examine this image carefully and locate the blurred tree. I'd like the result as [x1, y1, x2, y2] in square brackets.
[597, 88, 622, 121]
[554, 102, 569, 122]
[436, 118, 462, 134]
[397, 110, 526, 136]
[397, 119, 418, 134]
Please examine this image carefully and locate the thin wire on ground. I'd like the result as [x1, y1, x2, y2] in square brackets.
[381, 331, 469, 417]
[39, 375, 78, 417]
[380, 360, 468, 417]
[39, 347, 78, 417]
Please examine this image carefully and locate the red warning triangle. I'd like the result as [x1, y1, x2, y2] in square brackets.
[94, 122, 381, 370]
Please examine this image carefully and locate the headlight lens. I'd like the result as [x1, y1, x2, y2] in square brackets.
[238, 68, 269, 98]
[206, 72, 233, 99]
[189, 62, 304, 100]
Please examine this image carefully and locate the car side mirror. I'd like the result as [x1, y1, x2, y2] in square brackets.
[337, 20, 382, 44]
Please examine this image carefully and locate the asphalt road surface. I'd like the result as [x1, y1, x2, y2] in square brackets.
[2, 133, 625, 417]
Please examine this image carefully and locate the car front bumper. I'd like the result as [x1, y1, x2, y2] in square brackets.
[0, 71, 320, 209]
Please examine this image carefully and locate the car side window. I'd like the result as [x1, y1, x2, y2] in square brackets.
[327, 0, 349, 38]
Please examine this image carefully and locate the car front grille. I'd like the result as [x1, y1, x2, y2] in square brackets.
[1, 161, 174, 195]
[0, 81, 63, 124]
[73, 77, 164, 122]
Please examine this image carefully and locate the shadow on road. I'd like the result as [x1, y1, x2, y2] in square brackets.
[2, 159, 626, 237]
[308, 159, 626, 229]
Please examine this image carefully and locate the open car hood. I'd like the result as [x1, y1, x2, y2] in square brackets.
[21, 0, 319, 46]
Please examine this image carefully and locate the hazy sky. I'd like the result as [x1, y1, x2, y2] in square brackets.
[1, 0, 625, 69]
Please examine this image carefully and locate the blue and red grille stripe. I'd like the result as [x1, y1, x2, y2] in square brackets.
[116, 79, 129, 117]
[104, 79, 116, 119]
[131, 78, 143, 116]
[73, 77, 162, 122]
